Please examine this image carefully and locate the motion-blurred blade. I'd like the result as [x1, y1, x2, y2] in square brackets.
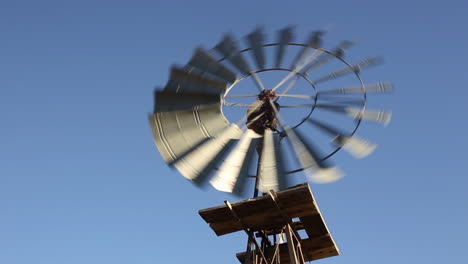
[245, 28, 266, 69]
[210, 129, 258, 195]
[333, 40, 353, 58]
[317, 97, 365, 105]
[154, 91, 219, 112]
[285, 127, 344, 183]
[259, 129, 287, 192]
[275, 26, 294, 67]
[172, 124, 243, 184]
[215, 34, 252, 75]
[165, 67, 226, 95]
[291, 31, 324, 69]
[303, 40, 353, 75]
[318, 81, 393, 95]
[316, 104, 392, 126]
[314, 57, 384, 84]
[307, 119, 377, 158]
[149, 104, 231, 165]
[334, 136, 377, 159]
[188, 47, 237, 83]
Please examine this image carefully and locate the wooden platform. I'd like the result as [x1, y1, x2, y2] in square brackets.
[199, 183, 339, 263]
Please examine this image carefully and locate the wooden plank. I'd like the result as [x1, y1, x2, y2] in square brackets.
[299, 212, 328, 238]
[199, 183, 319, 236]
[203, 200, 318, 236]
[285, 224, 299, 264]
[199, 184, 312, 223]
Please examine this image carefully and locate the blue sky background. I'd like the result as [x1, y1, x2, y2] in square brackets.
[1, 0, 467, 263]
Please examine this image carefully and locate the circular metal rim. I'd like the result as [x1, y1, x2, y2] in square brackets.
[191, 42, 368, 175]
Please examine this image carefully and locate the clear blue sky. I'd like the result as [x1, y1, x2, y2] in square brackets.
[1, 0, 467, 263]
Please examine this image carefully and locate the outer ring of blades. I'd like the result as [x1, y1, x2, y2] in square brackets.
[187, 42, 367, 175]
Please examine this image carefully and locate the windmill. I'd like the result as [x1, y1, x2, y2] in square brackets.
[149, 26, 391, 263]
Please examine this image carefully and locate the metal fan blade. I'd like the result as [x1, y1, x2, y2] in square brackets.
[188, 47, 237, 83]
[245, 28, 266, 69]
[316, 104, 392, 126]
[275, 26, 294, 67]
[259, 128, 287, 192]
[215, 34, 252, 75]
[307, 119, 377, 158]
[333, 40, 354, 58]
[149, 104, 231, 165]
[317, 97, 365, 105]
[318, 81, 393, 95]
[284, 127, 344, 183]
[303, 40, 353, 75]
[172, 124, 243, 184]
[291, 31, 325, 69]
[334, 135, 377, 159]
[313, 57, 384, 84]
[277, 94, 313, 99]
[165, 67, 226, 95]
[265, 100, 343, 183]
[210, 129, 258, 194]
[154, 91, 219, 112]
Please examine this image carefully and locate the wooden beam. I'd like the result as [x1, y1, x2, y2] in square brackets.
[224, 200, 270, 264]
[285, 224, 300, 264]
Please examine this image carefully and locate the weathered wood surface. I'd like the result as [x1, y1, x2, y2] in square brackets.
[198, 183, 339, 263]
[199, 183, 318, 236]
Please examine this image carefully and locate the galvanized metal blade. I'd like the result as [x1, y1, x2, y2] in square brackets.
[215, 34, 252, 75]
[284, 126, 344, 183]
[313, 57, 384, 84]
[290, 31, 324, 70]
[172, 124, 243, 184]
[259, 128, 287, 192]
[165, 67, 227, 95]
[275, 26, 294, 68]
[149, 104, 231, 164]
[188, 47, 237, 83]
[266, 100, 343, 183]
[307, 119, 377, 158]
[303, 40, 353, 75]
[245, 28, 266, 69]
[318, 81, 393, 95]
[210, 129, 258, 195]
[154, 91, 219, 112]
[316, 104, 392, 126]
[317, 97, 365, 105]
[333, 135, 377, 159]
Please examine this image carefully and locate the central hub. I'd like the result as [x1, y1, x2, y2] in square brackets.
[246, 89, 280, 135]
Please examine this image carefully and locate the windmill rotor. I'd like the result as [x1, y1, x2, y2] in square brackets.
[149, 26, 392, 196]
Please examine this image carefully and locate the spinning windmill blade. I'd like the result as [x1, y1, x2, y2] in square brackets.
[149, 26, 391, 196]
[318, 81, 393, 95]
[302, 40, 354, 75]
[275, 26, 294, 68]
[259, 128, 288, 192]
[290, 31, 325, 70]
[210, 129, 258, 195]
[307, 119, 377, 158]
[315, 104, 392, 126]
[245, 28, 266, 69]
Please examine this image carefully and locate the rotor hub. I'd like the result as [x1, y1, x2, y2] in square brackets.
[247, 89, 280, 135]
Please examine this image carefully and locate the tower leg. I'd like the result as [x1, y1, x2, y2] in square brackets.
[285, 224, 301, 264]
